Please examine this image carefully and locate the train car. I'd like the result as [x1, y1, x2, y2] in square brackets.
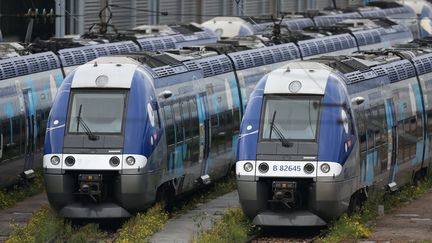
[201, 1, 424, 39]
[0, 25, 217, 188]
[40, 18, 419, 218]
[395, 0, 432, 37]
[0, 20, 408, 189]
[0, 52, 63, 187]
[360, 1, 420, 38]
[236, 47, 432, 226]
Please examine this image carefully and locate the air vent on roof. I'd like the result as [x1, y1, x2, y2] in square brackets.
[298, 34, 355, 57]
[412, 53, 432, 75]
[314, 13, 361, 26]
[371, 60, 415, 83]
[353, 29, 382, 46]
[153, 65, 189, 77]
[284, 18, 314, 30]
[228, 43, 300, 70]
[184, 55, 233, 78]
[0, 51, 60, 80]
[58, 41, 139, 67]
[345, 71, 368, 84]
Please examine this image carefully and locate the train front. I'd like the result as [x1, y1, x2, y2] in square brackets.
[43, 57, 161, 218]
[236, 62, 359, 226]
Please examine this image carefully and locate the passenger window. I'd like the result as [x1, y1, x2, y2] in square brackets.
[189, 99, 199, 137]
[173, 102, 183, 143]
[181, 101, 191, 139]
[163, 104, 175, 145]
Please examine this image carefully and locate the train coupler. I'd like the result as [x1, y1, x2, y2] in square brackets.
[78, 174, 102, 203]
[271, 181, 297, 208]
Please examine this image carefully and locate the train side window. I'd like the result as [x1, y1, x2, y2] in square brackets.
[163, 104, 175, 145]
[153, 101, 161, 129]
[173, 102, 183, 143]
[211, 95, 220, 128]
[181, 101, 191, 139]
[189, 99, 199, 137]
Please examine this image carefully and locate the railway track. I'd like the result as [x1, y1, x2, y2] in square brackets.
[247, 226, 325, 243]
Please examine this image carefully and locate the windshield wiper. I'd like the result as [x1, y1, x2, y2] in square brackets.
[269, 110, 293, 148]
[76, 104, 99, 141]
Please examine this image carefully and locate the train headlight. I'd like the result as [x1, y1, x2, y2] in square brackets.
[109, 156, 120, 167]
[304, 163, 314, 174]
[126, 156, 135, 166]
[289, 80, 302, 93]
[50, 156, 60, 165]
[258, 162, 269, 173]
[320, 163, 330, 173]
[95, 75, 109, 87]
[65, 156, 75, 167]
[244, 162, 253, 172]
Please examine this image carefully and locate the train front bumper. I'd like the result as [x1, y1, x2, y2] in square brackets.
[236, 160, 353, 226]
[44, 172, 157, 218]
[237, 179, 351, 226]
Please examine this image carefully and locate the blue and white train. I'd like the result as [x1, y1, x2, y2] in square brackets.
[42, 19, 419, 218]
[1, 16, 413, 189]
[0, 24, 217, 188]
[202, 0, 432, 39]
[236, 45, 432, 226]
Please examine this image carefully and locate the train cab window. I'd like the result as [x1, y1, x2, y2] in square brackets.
[260, 95, 321, 141]
[68, 90, 127, 134]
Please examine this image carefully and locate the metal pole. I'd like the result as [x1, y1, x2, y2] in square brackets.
[131, 0, 136, 28]
[55, 0, 65, 37]
[78, 0, 84, 34]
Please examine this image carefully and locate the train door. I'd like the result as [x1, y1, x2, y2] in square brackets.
[196, 92, 211, 182]
[22, 89, 36, 172]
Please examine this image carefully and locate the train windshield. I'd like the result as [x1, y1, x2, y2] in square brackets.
[261, 95, 321, 141]
[68, 90, 127, 134]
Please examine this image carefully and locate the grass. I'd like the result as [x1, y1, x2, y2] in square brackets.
[5, 174, 237, 243]
[6, 205, 107, 243]
[192, 176, 432, 243]
[320, 176, 432, 242]
[6, 205, 65, 243]
[115, 204, 169, 243]
[194, 208, 256, 243]
[0, 169, 45, 209]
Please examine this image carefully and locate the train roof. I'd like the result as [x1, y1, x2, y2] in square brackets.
[311, 47, 432, 87]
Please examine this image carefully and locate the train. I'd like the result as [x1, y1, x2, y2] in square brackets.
[201, 0, 432, 39]
[1, 13, 416, 189]
[42, 17, 420, 218]
[0, 24, 217, 187]
[236, 39, 432, 226]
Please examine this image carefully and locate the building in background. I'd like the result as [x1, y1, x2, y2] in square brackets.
[0, 0, 364, 40]
[0, 0, 55, 41]
[64, 0, 363, 35]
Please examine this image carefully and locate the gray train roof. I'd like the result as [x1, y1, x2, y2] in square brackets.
[312, 50, 427, 86]
[0, 51, 60, 80]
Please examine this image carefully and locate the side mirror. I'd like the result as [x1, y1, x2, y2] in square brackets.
[351, 96, 365, 106]
[159, 90, 173, 99]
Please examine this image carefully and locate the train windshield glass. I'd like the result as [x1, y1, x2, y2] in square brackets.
[68, 91, 127, 134]
[261, 96, 321, 141]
